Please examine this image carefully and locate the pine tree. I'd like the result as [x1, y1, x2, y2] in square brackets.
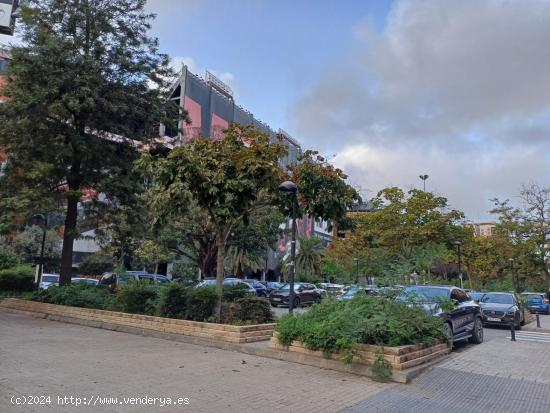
[0, 0, 181, 284]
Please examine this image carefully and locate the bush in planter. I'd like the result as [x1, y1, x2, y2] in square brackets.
[185, 286, 217, 321]
[110, 280, 158, 314]
[0, 264, 35, 291]
[222, 283, 254, 302]
[33, 284, 113, 309]
[235, 297, 274, 324]
[276, 295, 447, 362]
[155, 282, 188, 319]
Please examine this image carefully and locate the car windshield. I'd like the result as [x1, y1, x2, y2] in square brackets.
[400, 287, 449, 301]
[481, 294, 514, 304]
[42, 275, 59, 283]
[524, 294, 543, 302]
[279, 283, 302, 291]
[468, 292, 484, 300]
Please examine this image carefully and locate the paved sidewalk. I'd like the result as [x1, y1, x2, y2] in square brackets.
[0, 310, 390, 413]
[342, 326, 550, 413]
[524, 313, 550, 333]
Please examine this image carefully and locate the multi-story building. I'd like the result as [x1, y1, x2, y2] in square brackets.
[470, 222, 496, 237]
[166, 66, 301, 164]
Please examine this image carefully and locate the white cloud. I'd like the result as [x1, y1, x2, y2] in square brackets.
[290, 0, 550, 220]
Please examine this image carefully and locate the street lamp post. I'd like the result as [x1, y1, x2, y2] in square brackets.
[453, 240, 463, 289]
[31, 214, 48, 290]
[353, 258, 359, 284]
[279, 181, 298, 314]
[419, 174, 429, 192]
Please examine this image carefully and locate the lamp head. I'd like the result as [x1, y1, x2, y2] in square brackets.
[278, 181, 297, 193]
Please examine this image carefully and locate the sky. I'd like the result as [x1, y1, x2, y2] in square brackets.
[3, 0, 550, 221]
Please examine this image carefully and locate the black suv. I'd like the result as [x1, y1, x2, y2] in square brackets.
[399, 285, 484, 347]
[269, 282, 323, 308]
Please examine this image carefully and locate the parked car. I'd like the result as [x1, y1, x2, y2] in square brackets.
[71, 277, 99, 286]
[318, 283, 345, 296]
[398, 285, 484, 347]
[479, 292, 525, 329]
[269, 282, 323, 308]
[39, 274, 59, 290]
[196, 278, 256, 295]
[313, 284, 328, 298]
[239, 279, 268, 297]
[99, 272, 170, 291]
[264, 281, 283, 295]
[521, 292, 550, 315]
[337, 286, 378, 301]
[467, 291, 485, 302]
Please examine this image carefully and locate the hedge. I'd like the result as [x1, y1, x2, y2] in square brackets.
[0, 265, 35, 292]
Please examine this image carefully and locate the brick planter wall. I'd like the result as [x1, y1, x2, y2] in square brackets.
[0, 298, 275, 343]
[269, 332, 450, 371]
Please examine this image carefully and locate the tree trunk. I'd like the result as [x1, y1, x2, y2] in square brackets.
[214, 229, 226, 319]
[59, 194, 79, 285]
[215, 230, 225, 291]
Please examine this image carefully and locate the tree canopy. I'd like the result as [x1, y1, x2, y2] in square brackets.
[0, 0, 181, 284]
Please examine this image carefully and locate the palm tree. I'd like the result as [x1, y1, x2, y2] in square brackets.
[225, 245, 264, 277]
[296, 236, 325, 276]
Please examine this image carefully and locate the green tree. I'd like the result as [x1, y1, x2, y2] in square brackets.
[0, 0, 181, 285]
[490, 183, 550, 289]
[137, 125, 360, 303]
[133, 239, 174, 274]
[294, 236, 325, 276]
[12, 226, 62, 270]
[138, 124, 287, 294]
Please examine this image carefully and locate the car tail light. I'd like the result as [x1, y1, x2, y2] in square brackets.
[544, 299, 549, 304]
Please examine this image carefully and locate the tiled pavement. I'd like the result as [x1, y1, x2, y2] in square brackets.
[0, 310, 390, 413]
[2, 309, 550, 413]
[341, 367, 550, 413]
[342, 320, 550, 413]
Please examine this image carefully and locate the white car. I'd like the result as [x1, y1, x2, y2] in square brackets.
[39, 274, 59, 290]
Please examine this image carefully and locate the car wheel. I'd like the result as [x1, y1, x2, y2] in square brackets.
[469, 317, 484, 344]
[443, 323, 454, 348]
[293, 297, 300, 308]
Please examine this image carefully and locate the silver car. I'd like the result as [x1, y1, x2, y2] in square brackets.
[39, 274, 59, 290]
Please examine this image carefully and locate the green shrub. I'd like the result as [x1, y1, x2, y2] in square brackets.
[155, 282, 188, 319]
[219, 301, 241, 324]
[0, 264, 35, 291]
[276, 295, 446, 362]
[185, 286, 217, 321]
[33, 284, 113, 309]
[235, 297, 274, 324]
[110, 280, 158, 314]
[222, 283, 254, 302]
[0, 249, 21, 270]
[371, 351, 392, 382]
